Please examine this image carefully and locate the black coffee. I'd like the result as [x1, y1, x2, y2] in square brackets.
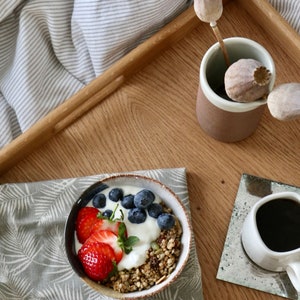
[256, 198, 300, 252]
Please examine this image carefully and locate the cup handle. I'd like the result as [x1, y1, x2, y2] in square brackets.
[286, 262, 300, 292]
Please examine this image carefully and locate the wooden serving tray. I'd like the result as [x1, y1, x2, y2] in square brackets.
[0, 0, 299, 175]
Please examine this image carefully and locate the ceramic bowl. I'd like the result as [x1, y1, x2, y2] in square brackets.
[65, 174, 192, 299]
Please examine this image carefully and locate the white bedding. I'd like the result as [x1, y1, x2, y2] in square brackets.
[0, 0, 298, 149]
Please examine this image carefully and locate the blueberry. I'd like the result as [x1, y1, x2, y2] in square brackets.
[109, 188, 123, 202]
[147, 203, 163, 218]
[157, 213, 175, 230]
[134, 189, 155, 209]
[102, 209, 113, 219]
[128, 208, 147, 224]
[81, 183, 108, 205]
[92, 193, 106, 208]
[121, 194, 135, 209]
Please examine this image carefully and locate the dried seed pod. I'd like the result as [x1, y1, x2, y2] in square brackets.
[267, 83, 300, 121]
[194, 0, 223, 23]
[224, 58, 271, 102]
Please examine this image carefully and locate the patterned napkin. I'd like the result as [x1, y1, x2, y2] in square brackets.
[217, 173, 300, 300]
[0, 168, 203, 300]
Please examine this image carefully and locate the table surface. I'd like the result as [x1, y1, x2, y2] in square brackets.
[1, 2, 300, 300]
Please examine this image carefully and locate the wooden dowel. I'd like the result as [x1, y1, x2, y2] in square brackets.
[211, 23, 230, 66]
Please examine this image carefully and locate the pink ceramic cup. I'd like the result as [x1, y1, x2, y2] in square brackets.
[196, 37, 276, 143]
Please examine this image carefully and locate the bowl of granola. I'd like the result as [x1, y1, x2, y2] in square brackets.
[65, 174, 192, 299]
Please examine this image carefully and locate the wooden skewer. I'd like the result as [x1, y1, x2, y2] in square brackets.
[210, 22, 230, 66]
[0, 6, 201, 175]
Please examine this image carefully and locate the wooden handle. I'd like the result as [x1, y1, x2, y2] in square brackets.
[236, 0, 300, 64]
[0, 6, 200, 175]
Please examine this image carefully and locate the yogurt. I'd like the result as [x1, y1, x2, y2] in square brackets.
[75, 185, 162, 270]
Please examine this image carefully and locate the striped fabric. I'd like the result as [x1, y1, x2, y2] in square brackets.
[0, 0, 298, 149]
[269, 0, 300, 33]
[0, 0, 192, 148]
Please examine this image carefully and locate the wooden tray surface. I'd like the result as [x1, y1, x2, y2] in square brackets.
[0, 0, 299, 175]
[1, 2, 300, 299]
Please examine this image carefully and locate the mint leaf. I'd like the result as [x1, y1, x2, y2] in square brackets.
[117, 222, 140, 254]
[118, 222, 127, 237]
[123, 236, 140, 254]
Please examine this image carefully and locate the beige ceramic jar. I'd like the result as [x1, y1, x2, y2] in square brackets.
[196, 37, 275, 142]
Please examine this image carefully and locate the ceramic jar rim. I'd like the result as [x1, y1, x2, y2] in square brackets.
[200, 37, 276, 113]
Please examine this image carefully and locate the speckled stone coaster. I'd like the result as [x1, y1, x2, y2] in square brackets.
[217, 173, 300, 300]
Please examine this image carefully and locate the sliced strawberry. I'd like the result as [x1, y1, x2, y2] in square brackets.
[89, 219, 105, 235]
[76, 212, 98, 244]
[78, 241, 116, 281]
[90, 219, 125, 237]
[84, 230, 123, 263]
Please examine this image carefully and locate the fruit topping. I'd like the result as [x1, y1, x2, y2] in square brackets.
[75, 184, 178, 284]
[109, 188, 123, 202]
[83, 183, 109, 203]
[78, 241, 117, 281]
[157, 213, 175, 230]
[121, 194, 135, 209]
[77, 207, 99, 223]
[102, 209, 113, 218]
[134, 189, 155, 209]
[92, 193, 106, 208]
[76, 202, 140, 281]
[147, 203, 163, 218]
[76, 209, 99, 243]
[85, 230, 123, 263]
[128, 207, 147, 224]
[91, 218, 123, 237]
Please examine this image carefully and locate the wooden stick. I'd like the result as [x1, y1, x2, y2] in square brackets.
[210, 23, 230, 66]
[0, 6, 201, 175]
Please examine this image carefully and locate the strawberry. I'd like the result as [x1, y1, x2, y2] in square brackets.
[76, 204, 139, 282]
[78, 241, 116, 281]
[90, 219, 124, 237]
[77, 207, 99, 223]
[84, 230, 123, 263]
[76, 211, 98, 243]
[89, 219, 104, 235]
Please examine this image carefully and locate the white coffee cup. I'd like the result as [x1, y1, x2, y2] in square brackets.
[241, 192, 300, 292]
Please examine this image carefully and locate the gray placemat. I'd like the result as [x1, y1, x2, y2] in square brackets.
[217, 173, 300, 300]
[0, 167, 203, 300]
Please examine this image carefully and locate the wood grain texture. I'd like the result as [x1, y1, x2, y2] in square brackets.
[1, 1, 300, 299]
[0, 5, 200, 175]
[237, 0, 300, 65]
